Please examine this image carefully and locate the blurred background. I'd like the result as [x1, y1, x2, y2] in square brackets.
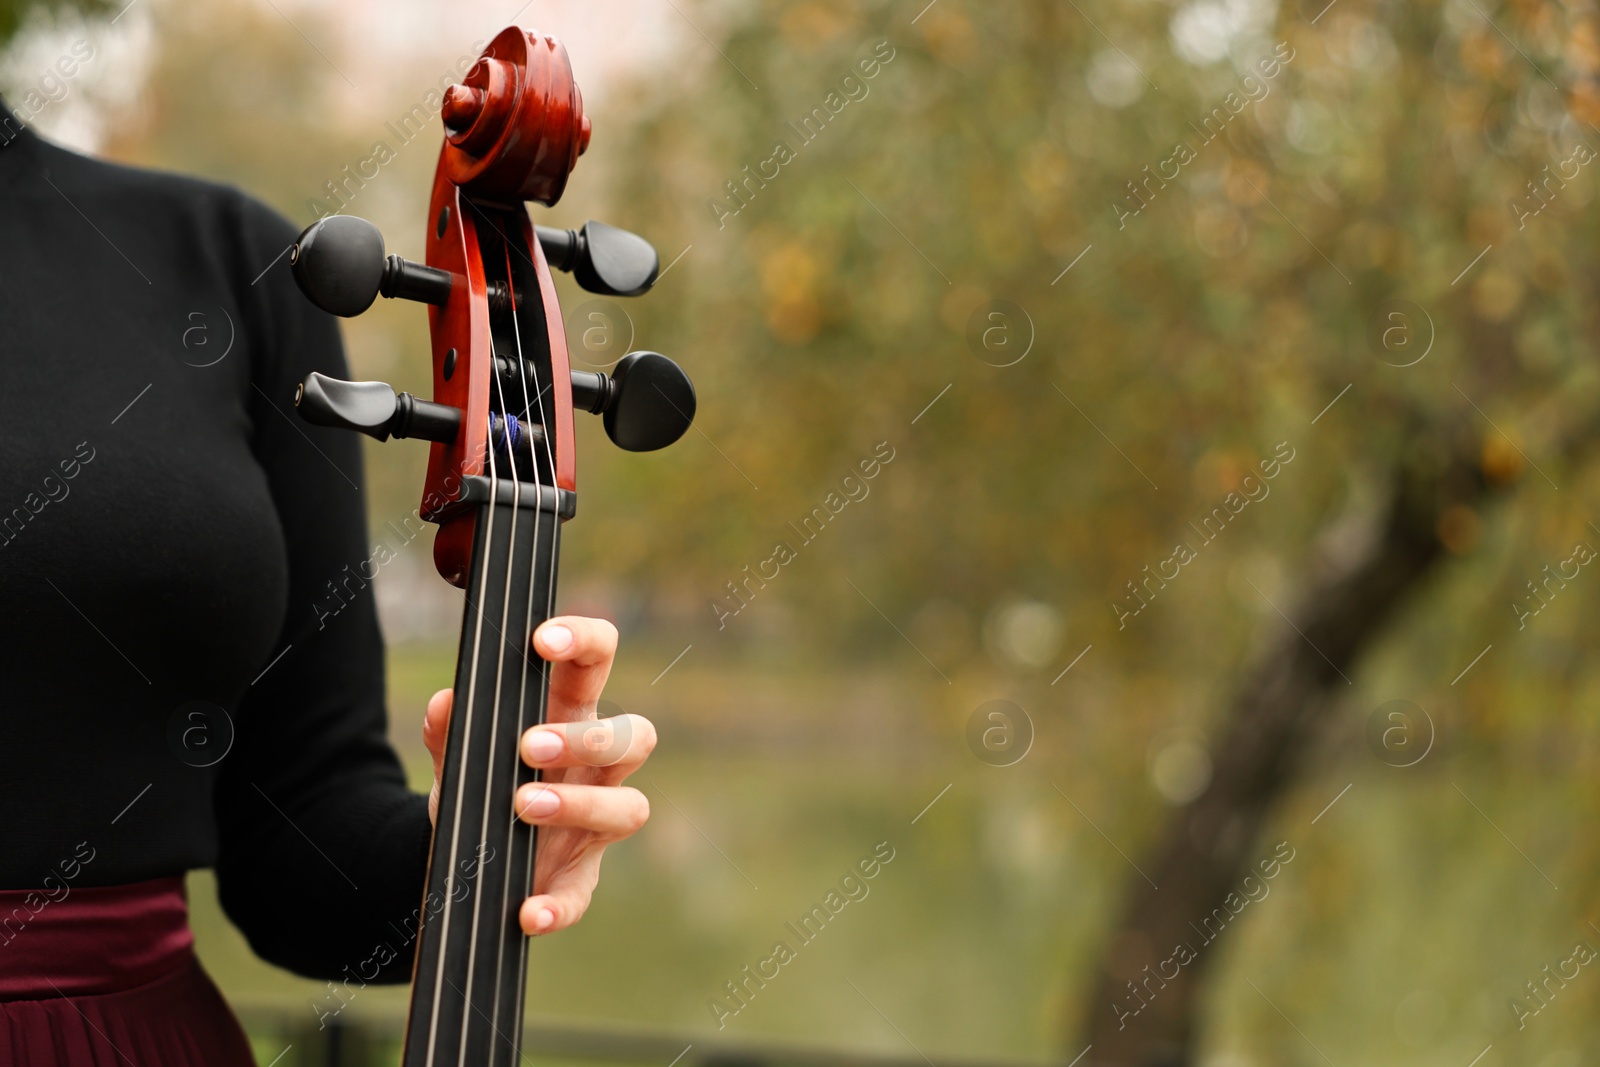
[6, 0, 1600, 1064]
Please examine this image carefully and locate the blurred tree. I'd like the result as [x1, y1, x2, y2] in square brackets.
[594, 0, 1600, 1063]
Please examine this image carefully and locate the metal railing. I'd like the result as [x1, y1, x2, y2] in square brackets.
[234, 1010, 1040, 1067]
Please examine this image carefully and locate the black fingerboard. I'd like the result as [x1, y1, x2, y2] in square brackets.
[402, 490, 560, 1067]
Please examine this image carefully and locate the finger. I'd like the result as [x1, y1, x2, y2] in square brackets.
[532, 616, 618, 719]
[423, 689, 452, 769]
[520, 714, 657, 775]
[519, 850, 604, 935]
[513, 782, 650, 836]
[423, 689, 452, 825]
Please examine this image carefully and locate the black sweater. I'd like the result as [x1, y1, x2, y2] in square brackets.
[0, 111, 430, 982]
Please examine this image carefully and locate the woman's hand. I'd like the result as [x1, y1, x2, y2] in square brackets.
[421, 615, 655, 936]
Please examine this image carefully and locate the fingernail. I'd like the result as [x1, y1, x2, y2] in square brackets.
[522, 729, 564, 764]
[518, 787, 559, 818]
[533, 907, 555, 932]
[540, 625, 573, 653]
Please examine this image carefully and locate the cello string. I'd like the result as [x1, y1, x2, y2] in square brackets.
[512, 235, 569, 1023]
[454, 222, 530, 1066]
[478, 232, 546, 1045]
[444, 151, 561, 1067]
[425, 210, 513, 1067]
[499, 234, 563, 1036]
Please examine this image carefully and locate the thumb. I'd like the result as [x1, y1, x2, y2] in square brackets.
[423, 688, 453, 825]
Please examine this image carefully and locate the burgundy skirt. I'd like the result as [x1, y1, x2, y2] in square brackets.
[0, 876, 255, 1066]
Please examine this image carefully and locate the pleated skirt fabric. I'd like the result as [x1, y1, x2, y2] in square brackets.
[0, 876, 255, 1066]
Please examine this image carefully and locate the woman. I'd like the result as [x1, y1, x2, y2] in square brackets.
[0, 100, 654, 1063]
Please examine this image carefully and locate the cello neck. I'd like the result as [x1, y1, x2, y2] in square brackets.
[281, 29, 695, 1064]
[403, 477, 566, 1067]
[402, 197, 574, 1067]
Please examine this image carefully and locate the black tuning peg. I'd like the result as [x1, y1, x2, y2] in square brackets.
[295, 371, 461, 444]
[291, 216, 454, 317]
[535, 221, 659, 297]
[567, 351, 694, 452]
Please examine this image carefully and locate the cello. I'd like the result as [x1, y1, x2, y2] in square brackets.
[280, 25, 694, 1066]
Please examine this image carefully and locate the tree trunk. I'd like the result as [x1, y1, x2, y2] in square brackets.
[1077, 431, 1490, 1066]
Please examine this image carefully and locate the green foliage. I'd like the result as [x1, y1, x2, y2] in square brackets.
[590, 0, 1600, 677]
[0, 0, 112, 45]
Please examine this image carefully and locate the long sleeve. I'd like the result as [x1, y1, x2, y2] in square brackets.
[211, 196, 431, 983]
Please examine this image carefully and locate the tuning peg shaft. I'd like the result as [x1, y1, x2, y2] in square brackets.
[569, 369, 615, 414]
[496, 355, 613, 413]
[292, 216, 452, 317]
[295, 372, 461, 444]
[535, 221, 659, 297]
[492, 353, 694, 451]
